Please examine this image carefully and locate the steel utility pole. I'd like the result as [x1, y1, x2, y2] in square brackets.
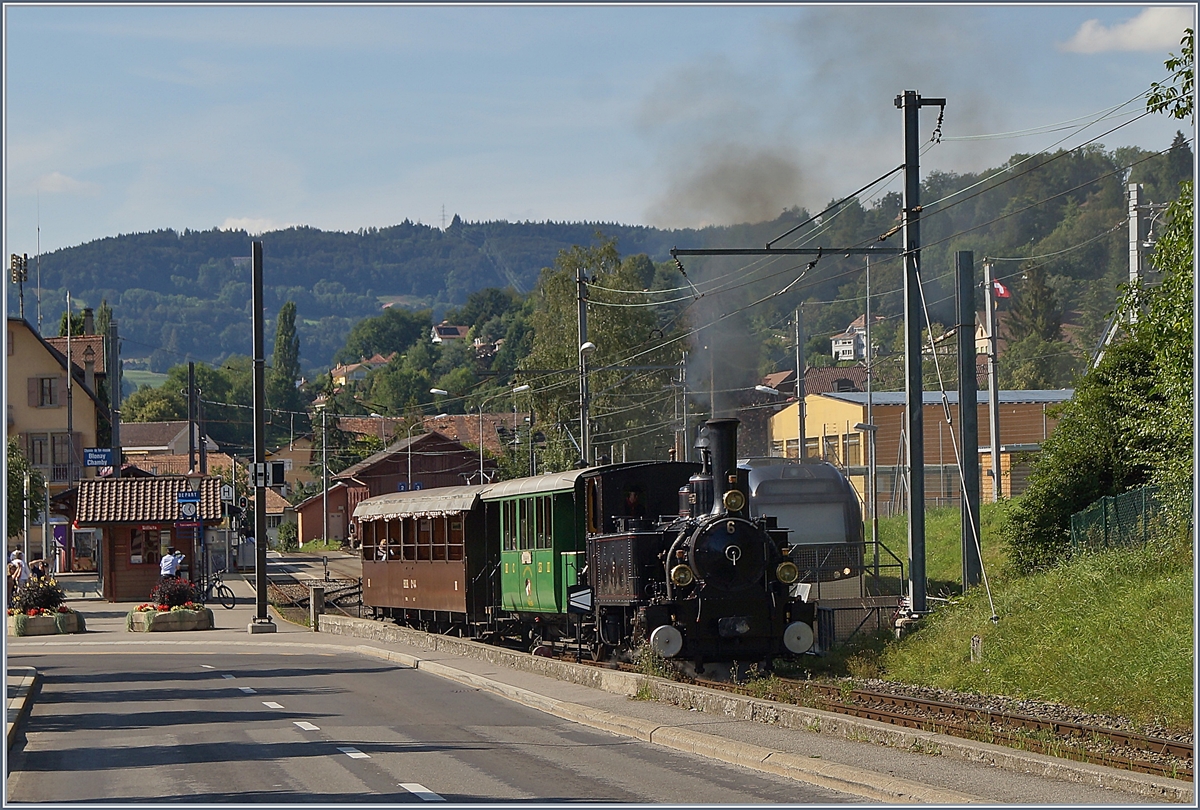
[896, 90, 944, 616]
[249, 241, 275, 634]
[577, 265, 591, 466]
[188, 361, 197, 472]
[108, 319, 121, 479]
[956, 251, 982, 588]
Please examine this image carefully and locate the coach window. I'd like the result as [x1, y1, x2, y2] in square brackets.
[417, 518, 433, 560]
[398, 519, 413, 561]
[502, 501, 517, 551]
[448, 518, 464, 561]
[518, 500, 532, 550]
[537, 497, 552, 549]
[432, 516, 448, 561]
[361, 521, 377, 560]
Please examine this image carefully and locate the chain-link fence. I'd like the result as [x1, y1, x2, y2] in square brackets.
[1070, 486, 1162, 552]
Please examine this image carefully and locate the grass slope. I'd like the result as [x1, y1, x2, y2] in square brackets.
[869, 506, 1193, 730]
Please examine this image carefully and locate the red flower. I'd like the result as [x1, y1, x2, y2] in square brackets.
[57, 605, 70, 613]
[27, 608, 41, 616]
[156, 605, 169, 611]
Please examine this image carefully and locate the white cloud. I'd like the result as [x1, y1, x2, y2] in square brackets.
[1060, 7, 1193, 53]
[219, 217, 290, 235]
[35, 172, 100, 195]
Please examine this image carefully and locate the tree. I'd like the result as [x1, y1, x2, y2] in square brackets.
[57, 309, 88, 337]
[1003, 29, 1195, 569]
[522, 239, 686, 470]
[268, 302, 306, 435]
[7, 439, 46, 539]
[334, 307, 431, 365]
[95, 299, 113, 338]
[1148, 28, 1194, 120]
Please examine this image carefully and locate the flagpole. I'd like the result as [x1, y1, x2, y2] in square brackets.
[984, 262, 1001, 501]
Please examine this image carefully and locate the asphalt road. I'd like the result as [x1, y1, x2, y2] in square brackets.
[7, 648, 854, 804]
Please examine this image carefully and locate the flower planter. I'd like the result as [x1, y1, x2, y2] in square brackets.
[127, 608, 214, 632]
[8, 612, 84, 636]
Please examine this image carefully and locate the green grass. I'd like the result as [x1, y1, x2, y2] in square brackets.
[299, 539, 345, 553]
[877, 502, 1011, 597]
[122, 369, 168, 390]
[833, 505, 1193, 730]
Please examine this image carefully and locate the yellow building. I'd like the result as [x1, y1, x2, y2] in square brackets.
[767, 389, 1072, 512]
[7, 317, 106, 555]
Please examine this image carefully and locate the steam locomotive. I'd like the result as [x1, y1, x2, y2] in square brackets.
[355, 418, 821, 664]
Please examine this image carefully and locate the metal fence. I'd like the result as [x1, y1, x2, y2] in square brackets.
[1069, 486, 1162, 552]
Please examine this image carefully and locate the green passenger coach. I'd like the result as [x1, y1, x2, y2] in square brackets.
[482, 470, 588, 615]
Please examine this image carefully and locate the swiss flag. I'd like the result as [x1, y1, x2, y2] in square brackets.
[992, 280, 1011, 299]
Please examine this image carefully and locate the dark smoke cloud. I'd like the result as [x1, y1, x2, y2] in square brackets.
[639, 6, 1008, 231]
[647, 144, 801, 228]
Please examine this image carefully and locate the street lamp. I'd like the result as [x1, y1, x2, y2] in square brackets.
[407, 413, 449, 486]
[854, 422, 880, 556]
[754, 385, 781, 396]
[511, 385, 532, 476]
[478, 385, 530, 483]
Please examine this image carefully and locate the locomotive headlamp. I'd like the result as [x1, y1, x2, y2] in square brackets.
[722, 489, 746, 512]
[775, 561, 800, 584]
[670, 564, 695, 587]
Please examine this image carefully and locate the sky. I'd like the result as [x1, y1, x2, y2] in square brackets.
[3, 3, 1195, 255]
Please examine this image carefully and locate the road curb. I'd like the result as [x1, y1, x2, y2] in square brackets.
[323, 614, 1193, 804]
[6, 666, 39, 752]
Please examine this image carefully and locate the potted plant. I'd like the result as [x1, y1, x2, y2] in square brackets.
[127, 579, 214, 631]
[8, 577, 86, 636]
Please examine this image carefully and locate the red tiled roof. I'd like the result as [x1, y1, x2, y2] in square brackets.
[45, 334, 106, 373]
[125, 453, 235, 476]
[75, 476, 222, 524]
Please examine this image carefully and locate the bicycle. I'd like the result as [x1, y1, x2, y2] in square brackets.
[199, 569, 237, 610]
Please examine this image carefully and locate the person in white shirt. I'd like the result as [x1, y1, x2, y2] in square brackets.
[10, 550, 30, 589]
[159, 548, 184, 581]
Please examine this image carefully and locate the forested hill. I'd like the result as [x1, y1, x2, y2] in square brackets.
[21, 218, 701, 373]
[14, 136, 1190, 376]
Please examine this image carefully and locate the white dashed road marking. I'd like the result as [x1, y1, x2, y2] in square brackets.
[239, 687, 257, 694]
[293, 721, 320, 731]
[337, 746, 370, 759]
[200, 665, 215, 669]
[262, 701, 284, 709]
[400, 783, 444, 801]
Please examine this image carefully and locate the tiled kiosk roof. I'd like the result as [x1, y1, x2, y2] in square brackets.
[75, 476, 223, 524]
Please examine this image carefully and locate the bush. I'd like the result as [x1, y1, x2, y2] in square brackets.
[150, 577, 200, 607]
[13, 578, 66, 613]
[277, 521, 298, 552]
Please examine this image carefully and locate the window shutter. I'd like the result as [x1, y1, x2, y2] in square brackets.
[28, 377, 37, 407]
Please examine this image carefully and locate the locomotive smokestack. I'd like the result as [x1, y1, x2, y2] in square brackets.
[706, 418, 740, 515]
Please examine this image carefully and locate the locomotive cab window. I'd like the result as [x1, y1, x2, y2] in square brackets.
[585, 478, 600, 534]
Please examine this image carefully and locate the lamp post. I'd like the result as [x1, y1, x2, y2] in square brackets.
[478, 385, 529, 483]
[855, 421, 880, 585]
[407, 413, 448, 487]
[754, 385, 783, 457]
[511, 385, 532, 475]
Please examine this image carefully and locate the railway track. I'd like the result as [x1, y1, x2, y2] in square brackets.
[544, 648, 1193, 782]
[800, 682, 1193, 782]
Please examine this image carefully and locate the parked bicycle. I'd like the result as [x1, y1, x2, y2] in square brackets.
[199, 569, 237, 610]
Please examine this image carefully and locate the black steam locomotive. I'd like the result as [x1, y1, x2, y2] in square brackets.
[355, 418, 817, 665]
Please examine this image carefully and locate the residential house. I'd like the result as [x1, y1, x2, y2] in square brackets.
[830, 315, 884, 362]
[120, 421, 218, 458]
[329, 352, 396, 388]
[430, 321, 469, 344]
[8, 317, 107, 558]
